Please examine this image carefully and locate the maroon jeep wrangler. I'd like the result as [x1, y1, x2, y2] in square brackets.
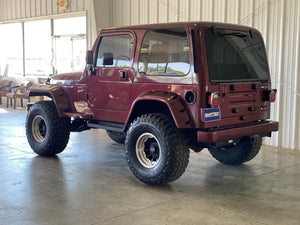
[26, 22, 278, 185]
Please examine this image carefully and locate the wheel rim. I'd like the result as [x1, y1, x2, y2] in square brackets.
[136, 133, 161, 169]
[32, 115, 47, 142]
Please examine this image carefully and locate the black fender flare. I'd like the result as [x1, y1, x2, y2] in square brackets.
[125, 90, 194, 128]
[27, 84, 70, 117]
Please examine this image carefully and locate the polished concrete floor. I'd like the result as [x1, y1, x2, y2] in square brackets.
[0, 106, 300, 225]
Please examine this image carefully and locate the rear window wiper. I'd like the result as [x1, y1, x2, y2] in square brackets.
[218, 32, 248, 38]
[211, 25, 249, 38]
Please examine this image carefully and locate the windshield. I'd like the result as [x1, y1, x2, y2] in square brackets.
[205, 28, 269, 82]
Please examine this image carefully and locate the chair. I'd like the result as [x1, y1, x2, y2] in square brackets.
[6, 81, 33, 109]
[0, 79, 13, 105]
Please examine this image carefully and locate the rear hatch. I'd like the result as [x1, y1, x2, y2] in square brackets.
[200, 26, 273, 128]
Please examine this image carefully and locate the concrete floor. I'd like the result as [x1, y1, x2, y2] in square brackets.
[0, 106, 300, 225]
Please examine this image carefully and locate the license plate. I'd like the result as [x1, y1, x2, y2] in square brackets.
[203, 108, 221, 122]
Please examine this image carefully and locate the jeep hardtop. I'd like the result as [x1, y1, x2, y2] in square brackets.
[26, 22, 279, 185]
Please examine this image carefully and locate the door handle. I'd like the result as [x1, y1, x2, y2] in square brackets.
[119, 71, 128, 80]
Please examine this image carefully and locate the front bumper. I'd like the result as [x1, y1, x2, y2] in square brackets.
[197, 121, 279, 143]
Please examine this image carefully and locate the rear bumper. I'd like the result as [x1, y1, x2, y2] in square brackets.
[197, 121, 279, 143]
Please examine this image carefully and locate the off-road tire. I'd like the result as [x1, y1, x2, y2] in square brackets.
[26, 101, 70, 156]
[125, 113, 189, 185]
[208, 136, 262, 165]
[106, 130, 126, 144]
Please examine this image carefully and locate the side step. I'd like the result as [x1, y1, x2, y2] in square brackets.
[87, 120, 124, 133]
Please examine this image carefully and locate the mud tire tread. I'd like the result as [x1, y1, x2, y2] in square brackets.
[26, 101, 70, 156]
[125, 113, 189, 185]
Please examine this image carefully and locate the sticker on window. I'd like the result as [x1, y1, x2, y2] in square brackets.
[203, 108, 221, 122]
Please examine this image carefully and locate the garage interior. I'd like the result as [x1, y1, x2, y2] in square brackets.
[0, 0, 300, 224]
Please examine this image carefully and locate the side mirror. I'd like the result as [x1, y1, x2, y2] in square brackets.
[86, 50, 93, 65]
[103, 52, 113, 66]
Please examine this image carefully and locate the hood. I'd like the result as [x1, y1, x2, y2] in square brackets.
[49, 71, 83, 85]
[50, 71, 83, 81]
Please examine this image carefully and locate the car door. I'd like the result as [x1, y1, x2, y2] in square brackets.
[87, 33, 134, 116]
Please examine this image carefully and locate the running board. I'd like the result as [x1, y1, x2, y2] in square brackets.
[87, 120, 124, 133]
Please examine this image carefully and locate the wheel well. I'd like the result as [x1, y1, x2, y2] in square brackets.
[127, 100, 173, 127]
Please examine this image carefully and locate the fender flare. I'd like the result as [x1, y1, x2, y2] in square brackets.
[125, 90, 194, 128]
[27, 84, 70, 117]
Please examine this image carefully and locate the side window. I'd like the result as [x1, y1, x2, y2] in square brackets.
[96, 34, 133, 67]
[139, 27, 190, 76]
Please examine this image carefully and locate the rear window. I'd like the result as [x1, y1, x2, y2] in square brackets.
[205, 28, 269, 82]
[139, 27, 190, 76]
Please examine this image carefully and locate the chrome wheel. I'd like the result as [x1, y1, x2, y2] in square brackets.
[32, 115, 47, 142]
[136, 133, 161, 168]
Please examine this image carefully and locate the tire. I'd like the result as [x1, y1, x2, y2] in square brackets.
[125, 114, 189, 185]
[106, 130, 126, 144]
[208, 136, 262, 165]
[26, 101, 70, 156]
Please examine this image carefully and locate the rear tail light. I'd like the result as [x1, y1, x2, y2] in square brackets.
[269, 89, 277, 102]
[208, 92, 220, 108]
[263, 89, 277, 102]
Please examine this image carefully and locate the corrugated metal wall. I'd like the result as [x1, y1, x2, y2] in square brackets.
[111, 0, 300, 150]
[0, 0, 299, 150]
[0, 0, 87, 21]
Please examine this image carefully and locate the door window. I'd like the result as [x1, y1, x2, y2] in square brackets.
[96, 35, 133, 68]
